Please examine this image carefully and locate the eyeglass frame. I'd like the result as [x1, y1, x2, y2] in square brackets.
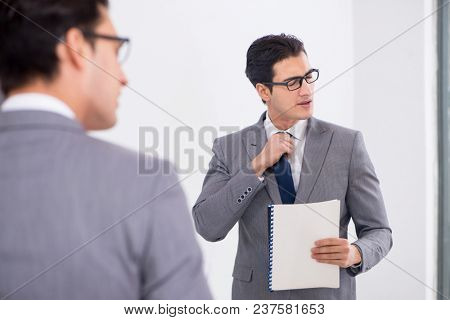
[262, 68, 319, 91]
[80, 30, 131, 63]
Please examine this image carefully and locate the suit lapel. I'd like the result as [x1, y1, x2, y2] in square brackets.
[242, 113, 333, 204]
[263, 169, 283, 204]
[243, 111, 282, 204]
[295, 117, 333, 204]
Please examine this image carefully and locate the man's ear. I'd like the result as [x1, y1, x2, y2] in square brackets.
[56, 28, 92, 70]
[255, 83, 271, 104]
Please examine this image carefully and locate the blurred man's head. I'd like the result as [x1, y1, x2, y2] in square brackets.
[245, 34, 318, 129]
[0, 0, 128, 130]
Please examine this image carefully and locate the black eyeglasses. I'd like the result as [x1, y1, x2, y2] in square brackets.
[262, 68, 319, 91]
[82, 31, 131, 64]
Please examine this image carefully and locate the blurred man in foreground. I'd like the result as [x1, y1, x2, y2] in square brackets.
[0, 0, 210, 299]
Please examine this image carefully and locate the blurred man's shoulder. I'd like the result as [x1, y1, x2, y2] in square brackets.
[78, 135, 177, 183]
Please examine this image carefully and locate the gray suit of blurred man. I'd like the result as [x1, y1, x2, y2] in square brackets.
[0, 0, 211, 299]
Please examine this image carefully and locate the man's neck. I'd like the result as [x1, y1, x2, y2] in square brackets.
[267, 109, 299, 131]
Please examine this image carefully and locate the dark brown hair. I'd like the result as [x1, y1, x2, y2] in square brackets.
[245, 33, 307, 91]
[0, 0, 109, 94]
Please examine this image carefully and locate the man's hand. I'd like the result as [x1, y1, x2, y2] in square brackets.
[311, 238, 361, 268]
[251, 132, 294, 177]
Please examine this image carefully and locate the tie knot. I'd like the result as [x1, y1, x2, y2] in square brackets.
[277, 131, 293, 138]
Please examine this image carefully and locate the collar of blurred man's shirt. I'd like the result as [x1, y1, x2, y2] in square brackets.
[1, 93, 75, 120]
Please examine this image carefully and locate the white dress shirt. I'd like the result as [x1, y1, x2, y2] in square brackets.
[1, 93, 75, 119]
[264, 114, 308, 191]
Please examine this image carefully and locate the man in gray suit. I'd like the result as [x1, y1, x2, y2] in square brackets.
[0, 0, 210, 299]
[193, 34, 392, 299]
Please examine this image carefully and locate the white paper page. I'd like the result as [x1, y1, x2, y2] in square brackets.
[271, 199, 340, 291]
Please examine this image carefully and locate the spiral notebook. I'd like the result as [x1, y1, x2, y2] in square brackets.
[268, 200, 340, 291]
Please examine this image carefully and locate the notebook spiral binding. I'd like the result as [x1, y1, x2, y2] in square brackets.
[268, 204, 275, 292]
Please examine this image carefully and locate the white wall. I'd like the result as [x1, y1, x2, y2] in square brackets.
[92, 0, 437, 299]
[352, 0, 437, 299]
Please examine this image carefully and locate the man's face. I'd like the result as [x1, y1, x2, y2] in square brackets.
[266, 52, 314, 122]
[83, 6, 128, 130]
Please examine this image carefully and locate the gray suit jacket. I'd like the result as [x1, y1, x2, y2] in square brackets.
[0, 110, 211, 300]
[193, 112, 392, 299]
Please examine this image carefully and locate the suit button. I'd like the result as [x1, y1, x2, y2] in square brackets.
[247, 187, 252, 192]
[237, 198, 242, 204]
[244, 191, 248, 195]
[240, 195, 245, 199]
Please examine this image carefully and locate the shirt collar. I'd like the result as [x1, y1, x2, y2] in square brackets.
[264, 113, 308, 141]
[1, 93, 76, 120]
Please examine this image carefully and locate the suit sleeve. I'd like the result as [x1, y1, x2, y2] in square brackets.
[346, 131, 393, 276]
[192, 138, 265, 242]
[140, 160, 212, 299]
